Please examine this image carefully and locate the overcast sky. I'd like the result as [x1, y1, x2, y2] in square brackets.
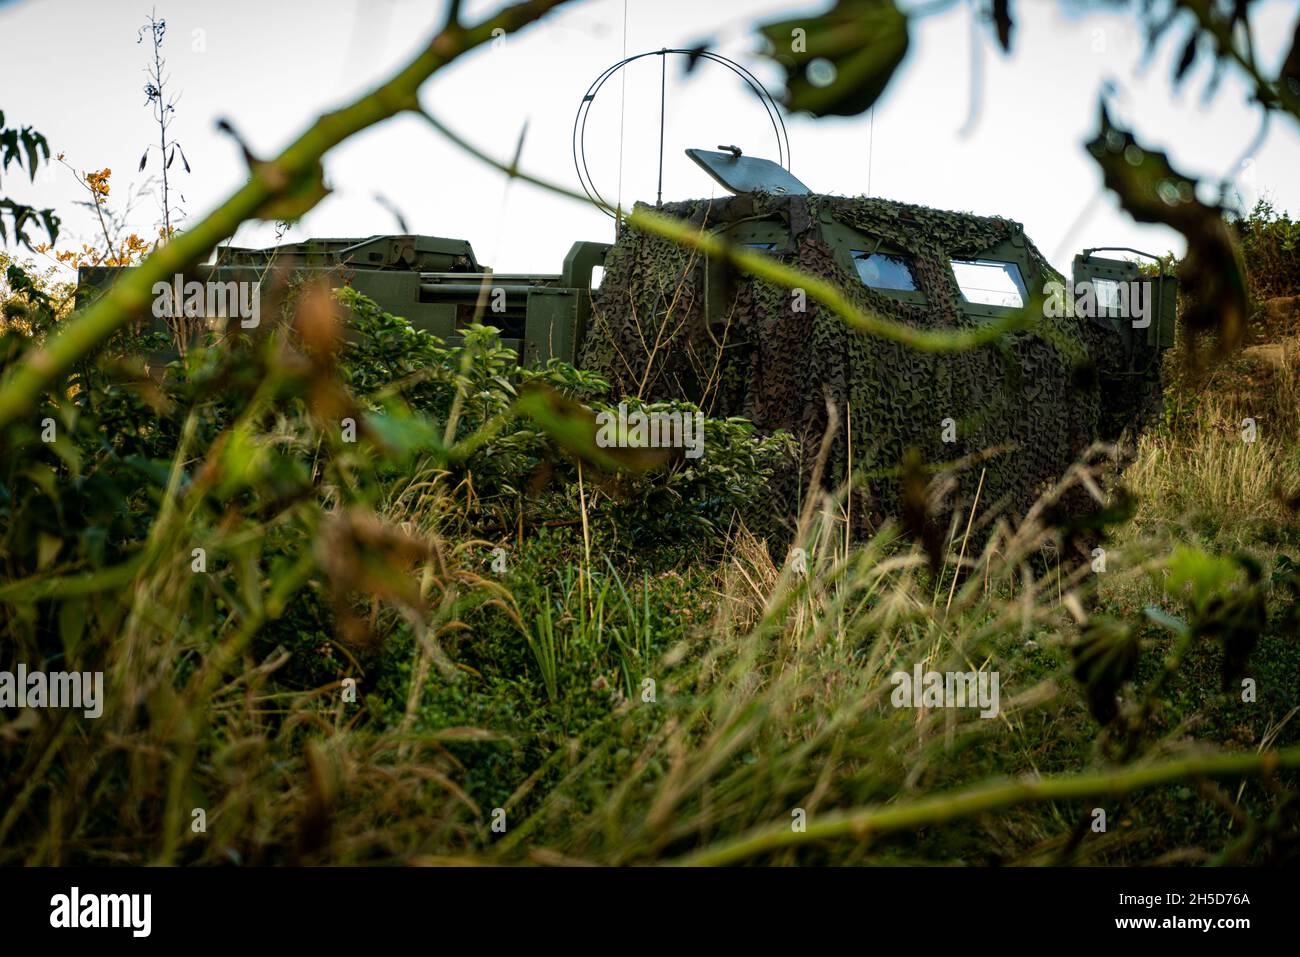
[3, 0, 1298, 277]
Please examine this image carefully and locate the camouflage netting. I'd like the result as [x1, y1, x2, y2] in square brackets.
[581, 192, 1163, 542]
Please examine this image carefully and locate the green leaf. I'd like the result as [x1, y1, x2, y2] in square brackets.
[363, 407, 448, 460]
[514, 383, 673, 473]
[39, 208, 60, 246]
[1163, 545, 1241, 614]
[1071, 617, 1140, 725]
[757, 0, 909, 118]
[1086, 102, 1248, 353]
[0, 198, 60, 251]
[0, 127, 18, 176]
[1142, 604, 1189, 637]
[20, 127, 48, 182]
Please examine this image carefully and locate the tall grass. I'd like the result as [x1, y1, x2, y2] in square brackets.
[1127, 340, 1300, 540]
[4, 295, 1298, 867]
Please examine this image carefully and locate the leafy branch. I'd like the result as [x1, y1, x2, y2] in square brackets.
[0, 0, 574, 433]
[0, 110, 60, 250]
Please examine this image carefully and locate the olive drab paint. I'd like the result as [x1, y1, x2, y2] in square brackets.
[77, 234, 611, 370]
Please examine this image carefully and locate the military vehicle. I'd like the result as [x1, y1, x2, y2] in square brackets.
[78, 138, 1176, 536]
[579, 148, 1177, 532]
[76, 45, 1181, 537]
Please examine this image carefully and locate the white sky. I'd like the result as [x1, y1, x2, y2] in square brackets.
[3, 0, 1298, 277]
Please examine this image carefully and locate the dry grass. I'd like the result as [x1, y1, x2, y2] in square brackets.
[1126, 339, 1300, 542]
[5, 311, 1300, 867]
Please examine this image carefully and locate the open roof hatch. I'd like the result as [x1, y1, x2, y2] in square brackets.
[686, 147, 811, 197]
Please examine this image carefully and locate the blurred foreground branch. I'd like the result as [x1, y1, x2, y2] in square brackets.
[676, 745, 1300, 866]
[0, 0, 572, 432]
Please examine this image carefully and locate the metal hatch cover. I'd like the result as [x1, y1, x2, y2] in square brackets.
[685, 148, 810, 196]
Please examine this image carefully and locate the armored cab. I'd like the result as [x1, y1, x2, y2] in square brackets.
[580, 148, 1177, 530]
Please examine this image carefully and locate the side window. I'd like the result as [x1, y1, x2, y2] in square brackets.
[730, 219, 788, 255]
[1091, 277, 1122, 314]
[950, 258, 1027, 308]
[852, 251, 917, 292]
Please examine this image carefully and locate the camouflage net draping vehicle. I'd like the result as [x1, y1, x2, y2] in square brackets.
[581, 149, 1177, 537]
[78, 147, 1177, 539]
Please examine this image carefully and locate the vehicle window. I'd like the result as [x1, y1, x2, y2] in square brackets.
[852, 251, 917, 291]
[950, 259, 1027, 307]
[1091, 277, 1122, 313]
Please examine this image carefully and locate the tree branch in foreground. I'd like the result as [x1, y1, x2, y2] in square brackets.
[672, 745, 1300, 866]
[0, 0, 572, 433]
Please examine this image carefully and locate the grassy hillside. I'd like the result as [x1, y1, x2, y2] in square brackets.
[1, 209, 1298, 866]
